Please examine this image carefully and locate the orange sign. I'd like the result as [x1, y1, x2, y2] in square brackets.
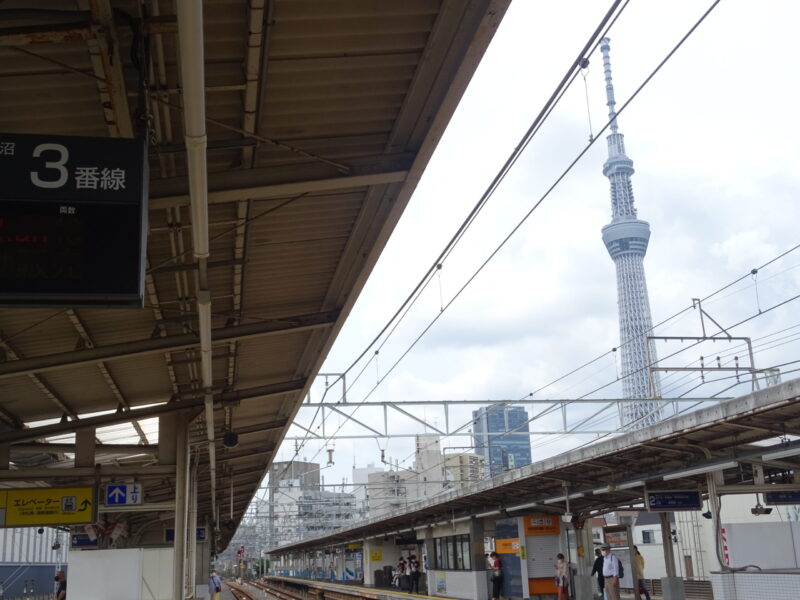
[523, 515, 560, 536]
[496, 538, 520, 554]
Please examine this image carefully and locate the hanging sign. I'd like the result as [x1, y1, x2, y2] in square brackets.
[646, 490, 702, 511]
[1, 487, 95, 527]
[764, 490, 800, 505]
[0, 132, 148, 307]
[523, 515, 560, 536]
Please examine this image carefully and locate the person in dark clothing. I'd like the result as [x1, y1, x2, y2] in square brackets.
[55, 570, 67, 600]
[408, 554, 421, 593]
[489, 551, 502, 600]
[590, 549, 605, 599]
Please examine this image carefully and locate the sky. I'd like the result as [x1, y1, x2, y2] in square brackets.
[269, 0, 800, 493]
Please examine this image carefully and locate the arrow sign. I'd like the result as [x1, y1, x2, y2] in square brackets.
[104, 484, 144, 506]
[106, 485, 126, 505]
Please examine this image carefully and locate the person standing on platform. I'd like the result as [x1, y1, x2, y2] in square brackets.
[489, 551, 502, 600]
[590, 548, 605, 600]
[54, 570, 67, 600]
[601, 545, 621, 600]
[633, 546, 651, 600]
[408, 554, 421, 594]
[208, 570, 222, 600]
[554, 553, 569, 600]
[394, 557, 406, 589]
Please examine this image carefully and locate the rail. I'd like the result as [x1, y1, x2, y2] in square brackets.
[255, 577, 454, 600]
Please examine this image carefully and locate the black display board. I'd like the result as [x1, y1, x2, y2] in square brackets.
[0, 132, 147, 307]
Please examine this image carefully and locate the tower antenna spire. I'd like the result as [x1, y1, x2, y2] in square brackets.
[599, 38, 662, 429]
[600, 37, 619, 134]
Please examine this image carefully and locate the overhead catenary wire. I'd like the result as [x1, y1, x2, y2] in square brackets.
[269, 0, 632, 483]
[301, 0, 730, 469]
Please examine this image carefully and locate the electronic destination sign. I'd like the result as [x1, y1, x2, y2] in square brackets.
[0, 133, 147, 307]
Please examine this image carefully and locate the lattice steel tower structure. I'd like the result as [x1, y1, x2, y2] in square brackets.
[600, 38, 662, 428]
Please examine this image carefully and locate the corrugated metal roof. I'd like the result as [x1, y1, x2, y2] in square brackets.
[0, 0, 511, 552]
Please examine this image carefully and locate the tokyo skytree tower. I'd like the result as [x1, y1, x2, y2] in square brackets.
[599, 38, 662, 428]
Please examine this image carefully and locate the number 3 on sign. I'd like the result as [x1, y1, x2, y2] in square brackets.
[30, 143, 69, 189]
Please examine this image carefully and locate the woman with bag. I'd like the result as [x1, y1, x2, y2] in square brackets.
[554, 553, 569, 600]
[208, 570, 222, 600]
[489, 551, 503, 600]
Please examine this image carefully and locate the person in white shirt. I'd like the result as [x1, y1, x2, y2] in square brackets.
[600, 545, 621, 600]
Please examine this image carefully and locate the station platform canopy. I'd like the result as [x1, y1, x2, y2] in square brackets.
[271, 379, 800, 554]
[0, 0, 511, 551]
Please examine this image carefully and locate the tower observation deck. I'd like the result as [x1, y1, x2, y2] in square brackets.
[600, 38, 662, 428]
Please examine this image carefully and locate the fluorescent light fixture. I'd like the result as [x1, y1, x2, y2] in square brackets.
[593, 481, 643, 494]
[663, 460, 738, 481]
[507, 501, 538, 512]
[618, 480, 645, 490]
[762, 445, 800, 461]
[543, 495, 566, 504]
[474, 509, 501, 519]
[543, 492, 584, 504]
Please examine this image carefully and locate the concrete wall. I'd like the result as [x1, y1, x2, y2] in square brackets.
[725, 522, 800, 569]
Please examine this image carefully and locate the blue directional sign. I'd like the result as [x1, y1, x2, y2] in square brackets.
[104, 483, 143, 506]
[646, 490, 702, 511]
[764, 490, 800, 505]
[71, 533, 98, 548]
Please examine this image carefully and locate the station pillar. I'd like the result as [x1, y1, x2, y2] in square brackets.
[171, 413, 190, 600]
[659, 512, 685, 600]
[572, 525, 594, 600]
[422, 526, 434, 594]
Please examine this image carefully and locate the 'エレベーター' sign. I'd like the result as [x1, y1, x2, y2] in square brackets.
[1, 487, 95, 527]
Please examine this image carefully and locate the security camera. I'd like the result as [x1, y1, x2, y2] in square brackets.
[751, 504, 773, 516]
[37, 528, 44, 535]
[52, 542, 61, 550]
[223, 431, 239, 449]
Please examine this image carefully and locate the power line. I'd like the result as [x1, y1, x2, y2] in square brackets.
[270, 0, 632, 486]
[303, 0, 730, 471]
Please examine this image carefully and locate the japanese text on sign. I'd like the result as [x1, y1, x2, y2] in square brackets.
[2, 487, 94, 527]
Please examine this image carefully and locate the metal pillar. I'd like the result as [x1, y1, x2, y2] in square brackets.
[422, 527, 435, 594]
[188, 454, 199, 597]
[660, 513, 676, 577]
[660, 512, 685, 600]
[172, 413, 190, 600]
[573, 526, 594, 600]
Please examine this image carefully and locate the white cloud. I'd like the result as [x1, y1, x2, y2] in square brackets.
[284, 0, 800, 482]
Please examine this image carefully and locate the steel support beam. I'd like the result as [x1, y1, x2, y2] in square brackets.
[0, 378, 305, 444]
[150, 169, 409, 210]
[10, 443, 158, 455]
[0, 310, 337, 381]
[0, 14, 177, 46]
[0, 464, 175, 480]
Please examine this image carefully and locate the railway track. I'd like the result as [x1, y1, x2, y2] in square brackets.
[228, 581, 264, 600]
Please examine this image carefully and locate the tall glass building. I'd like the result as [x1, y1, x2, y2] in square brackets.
[471, 405, 532, 476]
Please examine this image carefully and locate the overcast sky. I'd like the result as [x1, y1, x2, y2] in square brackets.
[271, 0, 800, 491]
